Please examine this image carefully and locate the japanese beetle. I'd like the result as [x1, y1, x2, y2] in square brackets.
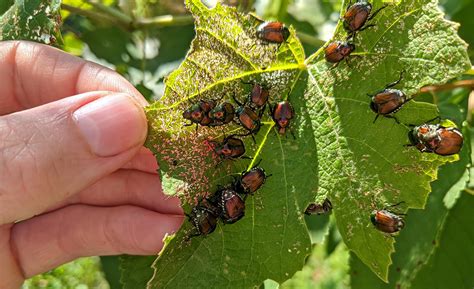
[245, 82, 270, 109]
[208, 102, 235, 126]
[211, 188, 245, 224]
[234, 165, 270, 195]
[183, 100, 216, 126]
[270, 100, 295, 136]
[212, 135, 247, 160]
[305, 199, 332, 215]
[343, 1, 386, 37]
[370, 208, 405, 234]
[324, 40, 355, 65]
[408, 122, 463, 156]
[236, 106, 262, 133]
[232, 94, 263, 139]
[369, 71, 408, 123]
[186, 204, 219, 237]
[256, 21, 290, 44]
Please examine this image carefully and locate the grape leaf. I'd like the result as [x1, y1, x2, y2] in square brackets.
[410, 191, 474, 289]
[0, 0, 62, 45]
[350, 88, 471, 288]
[121, 0, 471, 287]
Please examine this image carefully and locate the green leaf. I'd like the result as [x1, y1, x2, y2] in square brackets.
[0, 0, 62, 45]
[121, 0, 471, 287]
[349, 86, 471, 288]
[304, 0, 470, 281]
[410, 192, 474, 288]
[350, 123, 471, 288]
[120, 255, 155, 289]
[101, 256, 122, 289]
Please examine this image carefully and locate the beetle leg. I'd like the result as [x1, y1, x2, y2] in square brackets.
[251, 134, 257, 144]
[345, 57, 353, 69]
[385, 70, 405, 89]
[367, 4, 388, 22]
[425, 116, 442, 124]
[289, 128, 297, 140]
[232, 93, 243, 107]
[358, 23, 376, 32]
[372, 114, 380, 123]
[387, 114, 401, 124]
[385, 201, 406, 210]
[330, 61, 341, 70]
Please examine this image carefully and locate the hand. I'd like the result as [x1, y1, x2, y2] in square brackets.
[0, 41, 183, 289]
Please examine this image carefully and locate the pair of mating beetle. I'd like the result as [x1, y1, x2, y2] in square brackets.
[305, 198, 405, 234]
[186, 164, 270, 237]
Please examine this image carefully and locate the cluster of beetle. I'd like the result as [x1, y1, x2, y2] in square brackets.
[182, 19, 296, 237]
[183, 0, 464, 237]
[186, 163, 270, 238]
[320, 0, 464, 234]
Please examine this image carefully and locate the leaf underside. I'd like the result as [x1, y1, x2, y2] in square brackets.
[0, 0, 62, 45]
[124, 0, 472, 288]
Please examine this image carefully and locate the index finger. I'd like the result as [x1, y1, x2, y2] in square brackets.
[0, 41, 148, 115]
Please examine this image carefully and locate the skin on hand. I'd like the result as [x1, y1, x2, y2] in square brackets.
[0, 41, 183, 289]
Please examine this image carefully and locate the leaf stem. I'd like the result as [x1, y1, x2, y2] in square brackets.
[418, 79, 474, 94]
[465, 67, 474, 75]
[134, 15, 194, 29]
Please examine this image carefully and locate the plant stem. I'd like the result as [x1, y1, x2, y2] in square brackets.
[61, 3, 116, 23]
[419, 79, 474, 93]
[134, 15, 194, 29]
[84, 0, 133, 26]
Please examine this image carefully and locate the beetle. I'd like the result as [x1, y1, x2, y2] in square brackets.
[183, 100, 216, 127]
[343, 1, 387, 37]
[241, 81, 270, 110]
[234, 164, 270, 195]
[232, 94, 264, 140]
[211, 135, 247, 160]
[408, 123, 463, 156]
[186, 203, 219, 237]
[370, 208, 405, 234]
[208, 102, 235, 126]
[305, 199, 332, 215]
[324, 40, 355, 66]
[270, 100, 295, 136]
[368, 71, 408, 123]
[210, 188, 246, 224]
[256, 21, 290, 44]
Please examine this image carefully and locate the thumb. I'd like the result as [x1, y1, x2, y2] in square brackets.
[0, 92, 148, 224]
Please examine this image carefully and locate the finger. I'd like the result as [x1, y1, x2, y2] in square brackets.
[0, 41, 147, 115]
[0, 91, 147, 224]
[70, 170, 182, 215]
[11, 205, 184, 278]
[121, 147, 159, 174]
[0, 225, 24, 289]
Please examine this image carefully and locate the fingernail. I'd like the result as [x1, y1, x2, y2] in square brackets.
[73, 94, 147, 157]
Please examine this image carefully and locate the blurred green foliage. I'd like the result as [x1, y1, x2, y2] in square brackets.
[6, 0, 472, 288]
[22, 257, 108, 289]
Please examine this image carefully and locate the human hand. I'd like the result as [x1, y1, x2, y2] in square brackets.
[0, 41, 183, 289]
